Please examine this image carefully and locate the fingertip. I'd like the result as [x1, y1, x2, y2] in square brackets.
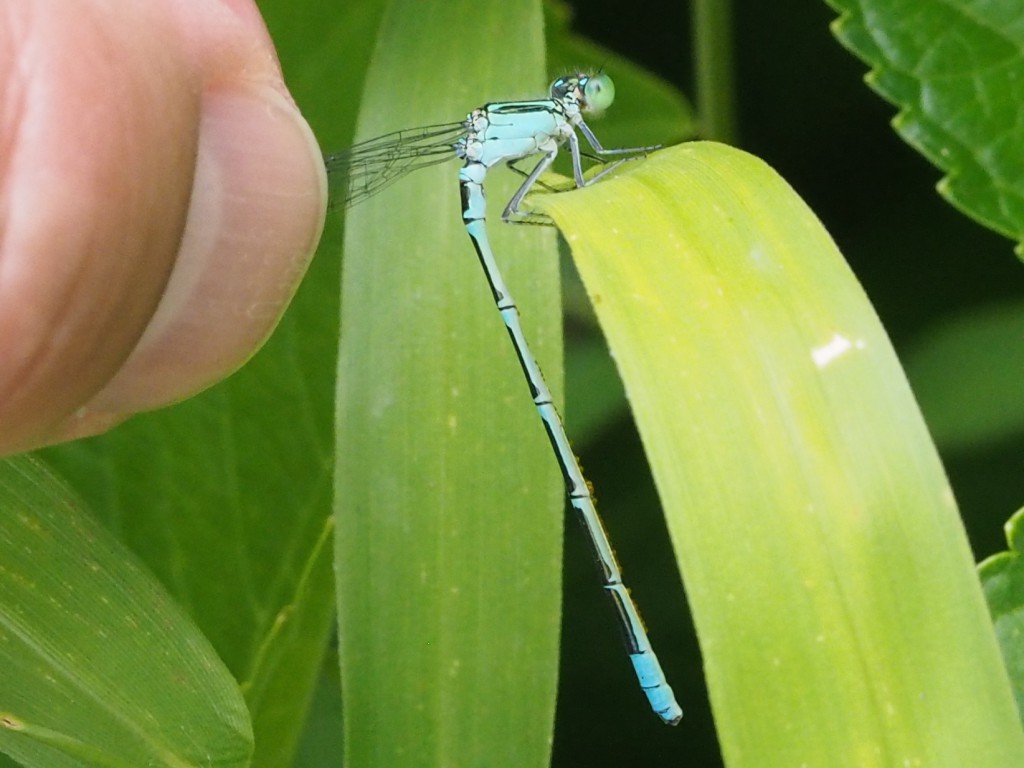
[84, 79, 327, 412]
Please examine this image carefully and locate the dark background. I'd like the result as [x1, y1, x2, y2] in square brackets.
[553, 1, 1024, 765]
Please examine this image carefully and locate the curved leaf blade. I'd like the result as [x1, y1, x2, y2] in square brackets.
[40, 262, 338, 768]
[0, 456, 252, 768]
[535, 142, 1024, 765]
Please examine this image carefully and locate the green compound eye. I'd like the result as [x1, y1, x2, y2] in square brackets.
[583, 73, 616, 112]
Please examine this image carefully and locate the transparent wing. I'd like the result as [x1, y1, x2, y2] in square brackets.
[325, 121, 468, 210]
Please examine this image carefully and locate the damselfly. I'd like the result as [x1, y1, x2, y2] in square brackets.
[327, 72, 681, 725]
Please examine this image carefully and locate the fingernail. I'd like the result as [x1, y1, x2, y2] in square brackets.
[85, 83, 327, 413]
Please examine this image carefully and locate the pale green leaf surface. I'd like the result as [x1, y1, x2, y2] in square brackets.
[826, 0, 1024, 255]
[0, 456, 251, 768]
[979, 506, 1024, 723]
[535, 142, 1024, 765]
[334, 1, 563, 767]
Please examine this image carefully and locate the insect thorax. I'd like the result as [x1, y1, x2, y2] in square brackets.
[454, 108, 489, 163]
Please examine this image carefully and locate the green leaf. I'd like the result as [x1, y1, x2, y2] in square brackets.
[903, 299, 1024, 452]
[39, 247, 337, 768]
[980, 507, 1024, 724]
[0, 456, 251, 768]
[293, 655, 343, 768]
[334, 1, 563, 767]
[263, 0, 385, 152]
[534, 142, 1024, 765]
[825, 0, 1024, 255]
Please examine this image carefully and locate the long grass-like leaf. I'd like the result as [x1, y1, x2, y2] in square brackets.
[536, 142, 1024, 765]
[334, 2, 563, 766]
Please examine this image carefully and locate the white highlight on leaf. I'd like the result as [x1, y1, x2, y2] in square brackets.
[812, 333, 865, 368]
